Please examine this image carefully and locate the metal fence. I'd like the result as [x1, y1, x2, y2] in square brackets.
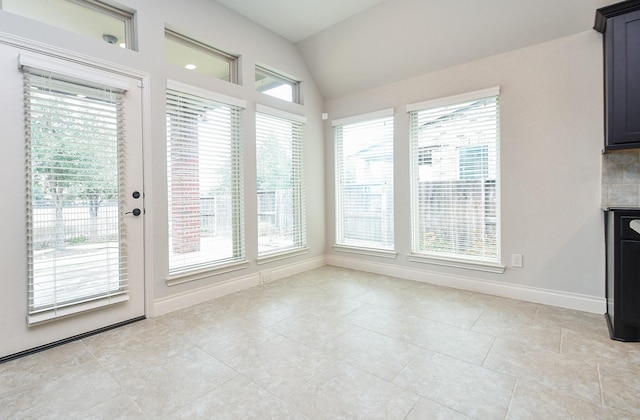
[31, 202, 119, 249]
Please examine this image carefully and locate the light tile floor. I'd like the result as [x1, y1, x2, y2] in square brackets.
[2, 266, 640, 419]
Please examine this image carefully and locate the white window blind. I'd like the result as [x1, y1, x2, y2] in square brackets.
[334, 110, 394, 250]
[24, 71, 128, 321]
[409, 89, 500, 263]
[166, 85, 244, 274]
[256, 106, 306, 256]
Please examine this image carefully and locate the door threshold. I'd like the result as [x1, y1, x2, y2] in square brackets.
[0, 316, 146, 364]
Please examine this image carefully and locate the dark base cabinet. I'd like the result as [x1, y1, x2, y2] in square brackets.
[605, 209, 640, 341]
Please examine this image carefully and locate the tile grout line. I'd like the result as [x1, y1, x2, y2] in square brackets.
[503, 377, 519, 420]
[78, 339, 148, 418]
[480, 336, 498, 368]
[596, 362, 605, 407]
[532, 304, 541, 323]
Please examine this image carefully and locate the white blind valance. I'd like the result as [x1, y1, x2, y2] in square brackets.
[167, 79, 246, 109]
[256, 104, 306, 124]
[19, 53, 130, 92]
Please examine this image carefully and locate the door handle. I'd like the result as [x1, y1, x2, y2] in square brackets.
[125, 208, 142, 216]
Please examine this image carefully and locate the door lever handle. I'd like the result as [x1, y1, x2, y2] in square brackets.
[125, 208, 142, 216]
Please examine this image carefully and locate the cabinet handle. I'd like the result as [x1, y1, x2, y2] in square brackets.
[631, 219, 640, 235]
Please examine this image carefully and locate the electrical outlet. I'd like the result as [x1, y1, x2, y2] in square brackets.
[511, 253, 523, 268]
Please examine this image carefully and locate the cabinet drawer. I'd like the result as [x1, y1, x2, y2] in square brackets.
[620, 217, 640, 240]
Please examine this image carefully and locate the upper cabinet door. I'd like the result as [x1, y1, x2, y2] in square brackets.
[596, 1, 640, 151]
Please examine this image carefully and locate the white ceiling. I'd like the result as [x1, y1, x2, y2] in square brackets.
[214, 0, 386, 42]
[217, 0, 621, 99]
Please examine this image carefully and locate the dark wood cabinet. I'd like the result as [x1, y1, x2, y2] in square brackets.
[595, 1, 640, 150]
[605, 209, 640, 341]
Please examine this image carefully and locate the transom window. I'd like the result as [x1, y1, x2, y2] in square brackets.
[165, 29, 238, 83]
[2, 0, 136, 50]
[255, 66, 300, 103]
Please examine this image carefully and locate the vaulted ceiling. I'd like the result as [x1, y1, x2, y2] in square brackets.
[216, 0, 620, 100]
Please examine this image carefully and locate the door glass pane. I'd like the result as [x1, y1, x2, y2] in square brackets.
[25, 73, 127, 314]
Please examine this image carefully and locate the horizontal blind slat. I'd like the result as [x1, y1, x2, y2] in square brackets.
[256, 112, 306, 256]
[25, 71, 128, 319]
[410, 94, 500, 262]
[334, 114, 394, 250]
[167, 86, 244, 274]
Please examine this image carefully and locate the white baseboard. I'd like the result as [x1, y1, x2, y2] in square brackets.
[152, 253, 605, 317]
[260, 256, 327, 284]
[152, 255, 327, 317]
[152, 273, 260, 317]
[327, 255, 606, 314]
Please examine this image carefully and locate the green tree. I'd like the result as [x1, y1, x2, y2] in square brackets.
[29, 85, 119, 250]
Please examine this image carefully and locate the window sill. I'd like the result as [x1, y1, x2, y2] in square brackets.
[256, 247, 310, 265]
[332, 244, 397, 259]
[166, 260, 250, 287]
[407, 253, 505, 274]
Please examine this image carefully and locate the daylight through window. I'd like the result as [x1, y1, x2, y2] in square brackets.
[256, 106, 306, 256]
[165, 29, 238, 82]
[409, 88, 500, 263]
[255, 66, 300, 103]
[334, 109, 394, 251]
[2, 0, 135, 50]
[166, 82, 245, 274]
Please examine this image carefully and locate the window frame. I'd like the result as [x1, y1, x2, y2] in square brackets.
[407, 87, 504, 273]
[255, 65, 301, 104]
[332, 108, 395, 255]
[164, 28, 238, 84]
[255, 104, 308, 262]
[2, 0, 137, 50]
[79, 0, 136, 49]
[165, 80, 248, 285]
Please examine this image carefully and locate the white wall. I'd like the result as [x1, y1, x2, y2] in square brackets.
[0, 0, 326, 357]
[325, 31, 607, 312]
[298, 0, 618, 100]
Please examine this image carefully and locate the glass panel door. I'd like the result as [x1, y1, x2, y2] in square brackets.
[0, 46, 145, 359]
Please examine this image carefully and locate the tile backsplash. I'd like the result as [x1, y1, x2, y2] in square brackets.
[602, 149, 640, 208]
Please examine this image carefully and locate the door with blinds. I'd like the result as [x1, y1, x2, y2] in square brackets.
[0, 46, 145, 359]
